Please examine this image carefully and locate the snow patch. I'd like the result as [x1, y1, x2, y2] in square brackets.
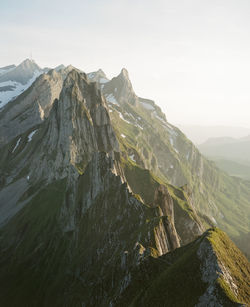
[27, 129, 38, 142]
[87, 72, 95, 79]
[115, 109, 143, 130]
[99, 77, 109, 84]
[118, 111, 131, 124]
[134, 123, 143, 130]
[211, 217, 217, 225]
[153, 111, 166, 124]
[12, 138, 21, 153]
[129, 154, 136, 162]
[141, 101, 155, 111]
[105, 93, 119, 105]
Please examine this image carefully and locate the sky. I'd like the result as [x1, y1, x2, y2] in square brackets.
[1, 0, 250, 128]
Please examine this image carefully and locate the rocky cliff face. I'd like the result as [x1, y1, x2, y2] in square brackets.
[0, 69, 120, 225]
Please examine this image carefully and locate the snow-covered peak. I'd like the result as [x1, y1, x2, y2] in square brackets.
[0, 59, 42, 85]
[19, 58, 40, 70]
[0, 59, 43, 109]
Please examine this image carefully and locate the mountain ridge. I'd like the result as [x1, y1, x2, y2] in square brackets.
[0, 60, 249, 306]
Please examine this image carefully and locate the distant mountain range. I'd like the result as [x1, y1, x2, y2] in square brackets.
[178, 124, 250, 144]
[0, 59, 249, 306]
[198, 135, 250, 180]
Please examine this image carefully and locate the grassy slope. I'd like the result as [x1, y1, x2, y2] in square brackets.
[117, 228, 250, 307]
[207, 228, 250, 305]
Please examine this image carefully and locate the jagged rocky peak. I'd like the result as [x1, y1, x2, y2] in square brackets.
[87, 68, 109, 84]
[61, 69, 118, 137]
[119, 67, 129, 78]
[64, 64, 78, 72]
[57, 64, 82, 81]
[102, 67, 139, 106]
[0, 58, 44, 108]
[97, 68, 106, 76]
[116, 67, 136, 97]
[54, 64, 66, 72]
[19, 58, 40, 71]
[35, 69, 119, 177]
[45, 66, 62, 79]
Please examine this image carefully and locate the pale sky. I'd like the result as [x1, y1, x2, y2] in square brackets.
[1, 0, 250, 128]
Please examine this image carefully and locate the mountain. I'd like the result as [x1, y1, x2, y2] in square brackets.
[198, 135, 250, 180]
[198, 135, 250, 165]
[207, 158, 250, 181]
[178, 125, 250, 145]
[0, 62, 249, 306]
[0, 59, 43, 109]
[87, 68, 109, 84]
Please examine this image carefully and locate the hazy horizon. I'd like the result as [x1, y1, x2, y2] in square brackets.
[1, 0, 250, 128]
